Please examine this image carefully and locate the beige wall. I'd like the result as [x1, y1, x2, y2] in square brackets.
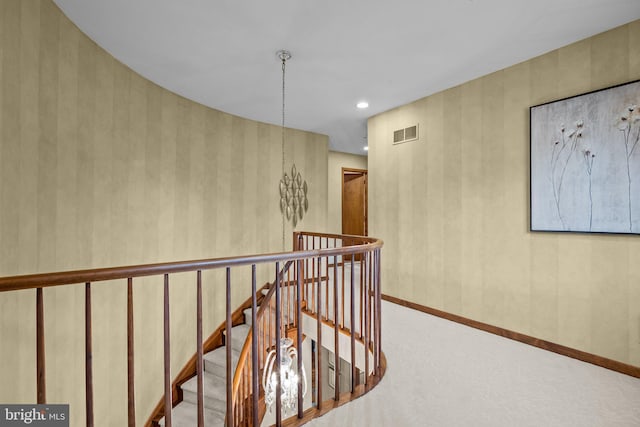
[0, 1, 327, 425]
[327, 151, 367, 234]
[369, 21, 640, 367]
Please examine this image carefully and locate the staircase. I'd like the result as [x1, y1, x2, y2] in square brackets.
[160, 310, 253, 427]
[0, 231, 383, 427]
[156, 256, 378, 427]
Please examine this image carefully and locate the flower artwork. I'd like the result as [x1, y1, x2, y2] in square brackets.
[617, 104, 640, 232]
[530, 80, 640, 234]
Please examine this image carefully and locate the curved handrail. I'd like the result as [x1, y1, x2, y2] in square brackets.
[0, 232, 383, 427]
[228, 232, 384, 427]
[0, 237, 382, 292]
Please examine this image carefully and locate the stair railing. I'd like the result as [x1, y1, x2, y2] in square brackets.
[0, 232, 382, 427]
[229, 260, 296, 426]
[229, 232, 383, 426]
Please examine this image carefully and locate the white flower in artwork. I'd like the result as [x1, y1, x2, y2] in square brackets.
[617, 115, 630, 130]
[616, 104, 639, 233]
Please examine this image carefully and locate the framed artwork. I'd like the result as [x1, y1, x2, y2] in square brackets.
[530, 80, 640, 234]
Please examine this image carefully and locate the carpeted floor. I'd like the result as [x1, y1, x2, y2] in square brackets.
[306, 300, 640, 427]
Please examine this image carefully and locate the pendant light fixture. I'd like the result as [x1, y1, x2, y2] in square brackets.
[278, 50, 309, 234]
[262, 337, 307, 415]
[269, 50, 308, 417]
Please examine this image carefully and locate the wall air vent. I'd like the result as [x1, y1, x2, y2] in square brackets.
[392, 124, 419, 145]
[393, 129, 404, 143]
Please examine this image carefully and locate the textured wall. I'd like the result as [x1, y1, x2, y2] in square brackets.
[327, 151, 367, 234]
[0, 1, 328, 425]
[369, 21, 640, 367]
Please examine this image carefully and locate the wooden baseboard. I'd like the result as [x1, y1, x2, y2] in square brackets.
[381, 294, 640, 379]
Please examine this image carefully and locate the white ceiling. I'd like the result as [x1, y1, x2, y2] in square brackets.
[53, 0, 640, 155]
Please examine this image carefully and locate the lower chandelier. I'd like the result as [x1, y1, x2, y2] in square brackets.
[262, 338, 307, 415]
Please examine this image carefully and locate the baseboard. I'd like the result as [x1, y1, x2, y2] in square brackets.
[381, 294, 640, 379]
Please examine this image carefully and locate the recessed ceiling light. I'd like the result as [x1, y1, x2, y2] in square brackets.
[356, 101, 369, 109]
[364, 146, 369, 151]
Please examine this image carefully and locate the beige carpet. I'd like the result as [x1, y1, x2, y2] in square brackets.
[306, 300, 640, 427]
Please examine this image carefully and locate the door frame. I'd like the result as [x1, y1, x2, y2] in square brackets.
[341, 167, 368, 236]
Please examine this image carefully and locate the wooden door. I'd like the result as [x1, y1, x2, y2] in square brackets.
[342, 168, 368, 237]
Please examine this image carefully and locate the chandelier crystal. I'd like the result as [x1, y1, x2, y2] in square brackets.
[262, 338, 307, 415]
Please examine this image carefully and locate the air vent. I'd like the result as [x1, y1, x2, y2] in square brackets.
[393, 129, 405, 143]
[392, 124, 419, 145]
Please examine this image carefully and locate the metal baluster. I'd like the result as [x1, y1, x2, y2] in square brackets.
[374, 250, 381, 376]
[296, 259, 303, 418]
[85, 282, 94, 427]
[364, 253, 370, 386]
[350, 257, 356, 393]
[360, 255, 364, 344]
[334, 255, 340, 401]
[316, 256, 323, 410]
[36, 287, 46, 404]
[226, 268, 233, 427]
[196, 271, 204, 427]
[127, 278, 136, 426]
[251, 265, 259, 427]
[275, 262, 282, 426]
[163, 274, 172, 427]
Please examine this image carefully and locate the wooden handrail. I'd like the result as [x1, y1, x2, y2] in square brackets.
[0, 232, 383, 427]
[0, 237, 381, 293]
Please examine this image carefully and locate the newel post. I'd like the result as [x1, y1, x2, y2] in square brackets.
[292, 231, 303, 251]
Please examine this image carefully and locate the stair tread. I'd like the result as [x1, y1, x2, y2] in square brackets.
[243, 308, 253, 326]
[181, 371, 227, 414]
[159, 400, 225, 427]
[181, 371, 227, 397]
[224, 324, 250, 352]
[203, 346, 241, 379]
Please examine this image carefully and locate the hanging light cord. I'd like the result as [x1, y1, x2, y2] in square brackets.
[281, 54, 287, 251]
[281, 56, 286, 176]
